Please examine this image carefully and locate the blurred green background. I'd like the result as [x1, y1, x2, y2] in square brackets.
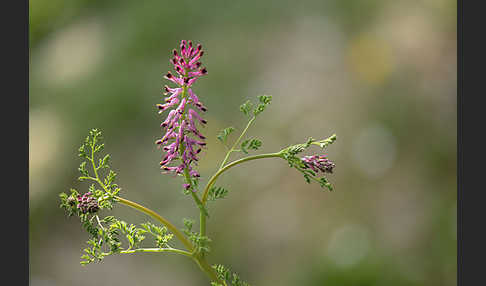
[29, 0, 457, 285]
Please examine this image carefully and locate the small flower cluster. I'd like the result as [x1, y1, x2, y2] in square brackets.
[76, 192, 99, 214]
[156, 40, 208, 185]
[301, 155, 335, 174]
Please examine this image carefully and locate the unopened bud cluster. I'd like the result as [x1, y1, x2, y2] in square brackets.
[76, 192, 99, 214]
[301, 155, 335, 174]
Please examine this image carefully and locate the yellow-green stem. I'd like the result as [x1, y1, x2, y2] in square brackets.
[115, 196, 225, 284]
[202, 152, 283, 204]
[194, 256, 227, 285]
[219, 116, 256, 169]
[115, 196, 194, 251]
[120, 248, 192, 257]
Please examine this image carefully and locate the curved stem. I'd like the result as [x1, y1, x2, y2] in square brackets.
[115, 196, 194, 252]
[115, 197, 225, 284]
[120, 248, 193, 257]
[194, 256, 227, 286]
[88, 131, 224, 284]
[200, 152, 282, 236]
[201, 152, 283, 204]
[197, 151, 283, 285]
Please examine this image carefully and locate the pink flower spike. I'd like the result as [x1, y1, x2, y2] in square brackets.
[157, 40, 208, 180]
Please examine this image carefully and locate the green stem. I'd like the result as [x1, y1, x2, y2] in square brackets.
[219, 116, 256, 169]
[200, 152, 283, 237]
[200, 211, 207, 237]
[89, 144, 108, 194]
[200, 115, 260, 236]
[194, 256, 227, 286]
[88, 130, 224, 284]
[118, 245, 224, 284]
[120, 248, 193, 257]
[88, 142, 193, 251]
[113, 196, 224, 284]
[115, 196, 194, 252]
[78, 176, 97, 181]
[202, 152, 283, 204]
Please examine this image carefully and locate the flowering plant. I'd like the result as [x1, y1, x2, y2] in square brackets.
[59, 40, 337, 286]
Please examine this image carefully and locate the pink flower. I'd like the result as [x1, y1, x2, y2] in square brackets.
[155, 41, 208, 187]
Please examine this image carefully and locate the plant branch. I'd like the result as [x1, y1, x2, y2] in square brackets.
[120, 247, 192, 257]
[115, 196, 224, 284]
[194, 256, 228, 286]
[115, 196, 194, 252]
[202, 152, 283, 204]
[219, 116, 256, 169]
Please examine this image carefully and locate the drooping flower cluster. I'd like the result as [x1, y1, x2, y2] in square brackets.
[76, 192, 99, 214]
[301, 155, 335, 174]
[156, 40, 208, 184]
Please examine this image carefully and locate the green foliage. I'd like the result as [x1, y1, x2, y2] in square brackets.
[217, 127, 235, 145]
[78, 161, 89, 176]
[253, 95, 272, 117]
[79, 215, 125, 265]
[81, 238, 105, 265]
[316, 134, 337, 148]
[212, 264, 250, 286]
[110, 220, 147, 250]
[240, 138, 262, 154]
[141, 222, 174, 248]
[191, 234, 212, 254]
[182, 218, 195, 235]
[61, 129, 179, 265]
[183, 218, 211, 255]
[226, 95, 272, 160]
[77, 215, 177, 265]
[319, 177, 333, 191]
[239, 95, 272, 118]
[59, 189, 80, 217]
[207, 186, 229, 201]
[239, 100, 253, 117]
[71, 129, 121, 211]
[214, 264, 231, 281]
